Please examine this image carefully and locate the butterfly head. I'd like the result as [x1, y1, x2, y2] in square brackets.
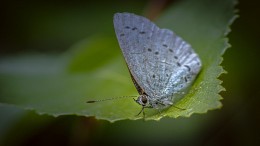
[134, 94, 151, 107]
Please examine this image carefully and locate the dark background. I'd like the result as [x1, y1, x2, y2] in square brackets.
[0, 0, 260, 145]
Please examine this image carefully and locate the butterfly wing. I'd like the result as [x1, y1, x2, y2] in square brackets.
[113, 13, 201, 100]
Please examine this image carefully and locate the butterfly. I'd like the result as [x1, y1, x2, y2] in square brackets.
[88, 12, 202, 116]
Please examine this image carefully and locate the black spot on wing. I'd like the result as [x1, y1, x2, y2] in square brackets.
[184, 65, 191, 72]
[184, 76, 188, 82]
[177, 62, 181, 67]
[132, 27, 137, 30]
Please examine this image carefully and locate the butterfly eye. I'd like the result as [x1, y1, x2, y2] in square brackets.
[135, 95, 148, 106]
[141, 95, 148, 104]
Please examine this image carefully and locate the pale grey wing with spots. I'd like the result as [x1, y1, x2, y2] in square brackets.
[113, 13, 201, 101]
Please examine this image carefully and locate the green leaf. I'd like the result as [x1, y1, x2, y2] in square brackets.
[0, 0, 237, 122]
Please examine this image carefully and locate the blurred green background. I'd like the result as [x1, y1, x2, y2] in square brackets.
[0, 0, 259, 146]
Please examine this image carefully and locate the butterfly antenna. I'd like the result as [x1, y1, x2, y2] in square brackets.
[172, 105, 186, 110]
[86, 95, 138, 103]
